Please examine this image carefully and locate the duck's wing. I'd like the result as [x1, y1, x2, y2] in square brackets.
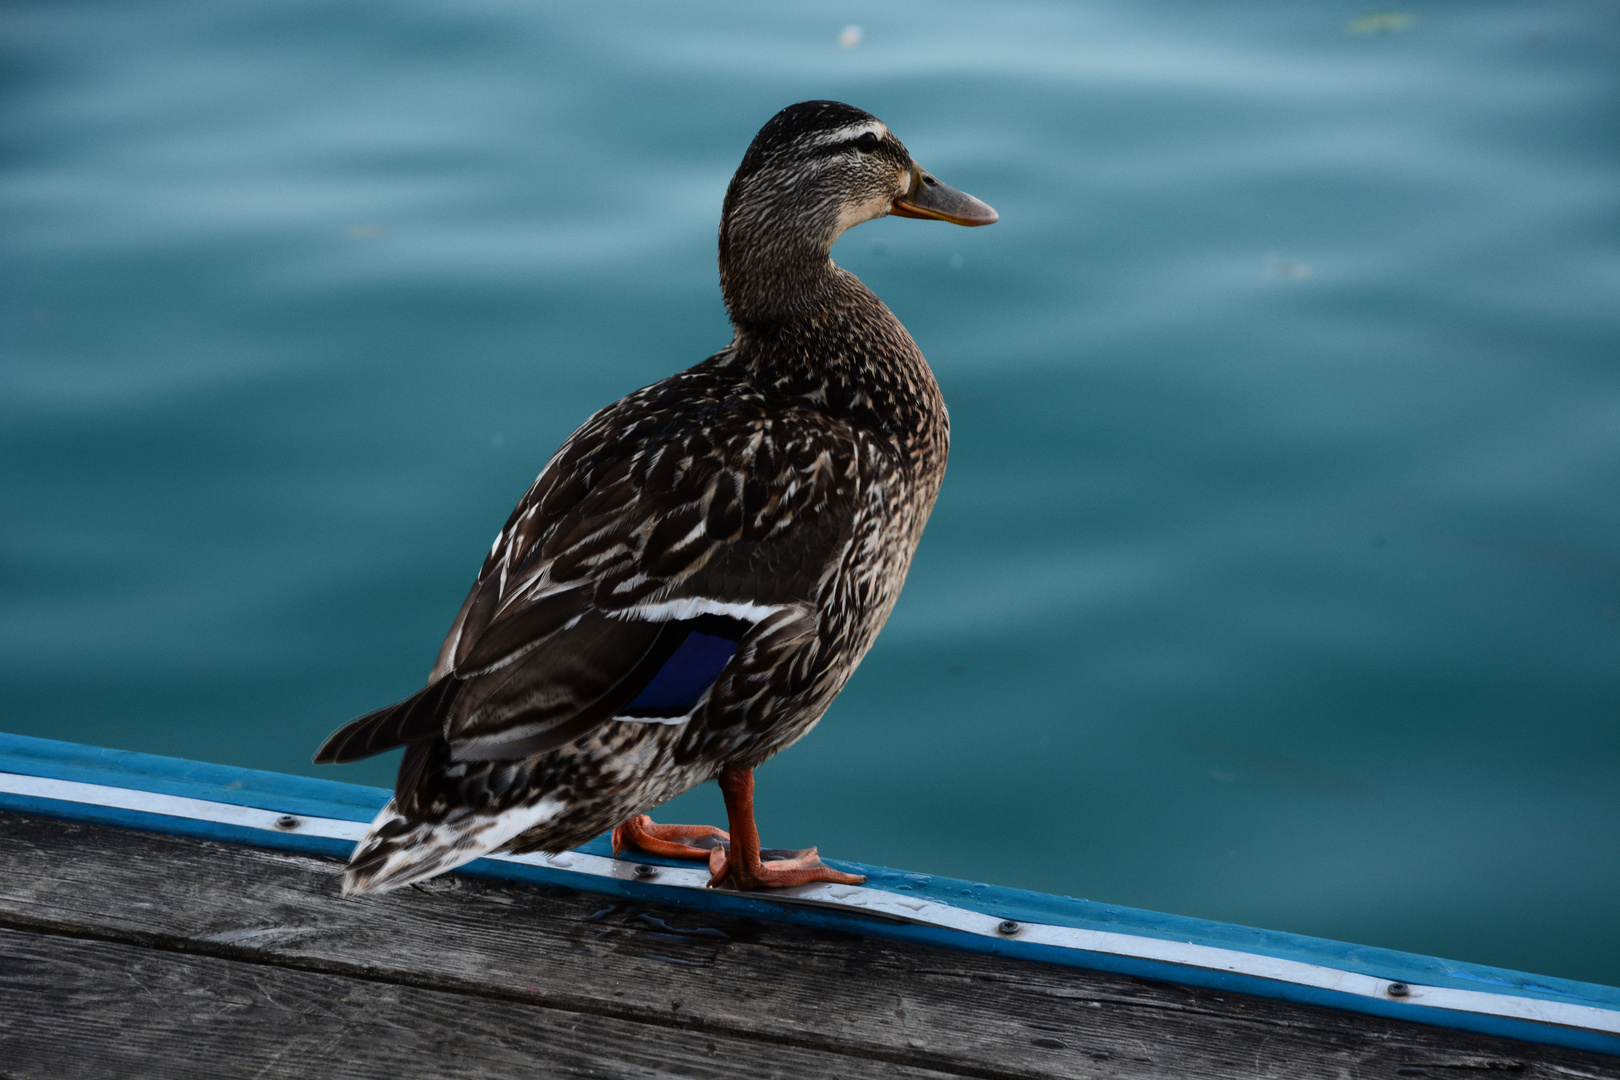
[316, 372, 877, 768]
[312, 587, 662, 765]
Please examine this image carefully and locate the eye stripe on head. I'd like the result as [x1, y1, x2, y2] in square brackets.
[806, 122, 889, 149]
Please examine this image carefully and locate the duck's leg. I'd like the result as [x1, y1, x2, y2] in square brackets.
[612, 815, 728, 860]
[707, 767, 867, 889]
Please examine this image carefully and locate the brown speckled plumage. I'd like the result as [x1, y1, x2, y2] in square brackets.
[315, 101, 995, 893]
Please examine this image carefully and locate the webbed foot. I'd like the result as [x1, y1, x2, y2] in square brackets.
[706, 767, 866, 891]
[707, 843, 866, 889]
[611, 814, 728, 860]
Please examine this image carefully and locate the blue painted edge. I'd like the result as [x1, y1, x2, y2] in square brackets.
[2, 731, 1617, 1058]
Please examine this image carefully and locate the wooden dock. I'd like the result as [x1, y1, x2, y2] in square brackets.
[4, 805, 1619, 1079]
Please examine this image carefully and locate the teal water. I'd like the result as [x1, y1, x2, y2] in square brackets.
[4, 2, 1617, 984]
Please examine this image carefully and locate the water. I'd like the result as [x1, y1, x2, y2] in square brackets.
[4, 1, 1617, 985]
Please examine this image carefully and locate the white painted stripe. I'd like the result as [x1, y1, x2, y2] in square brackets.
[3, 774, 370, 842]
[3, 770, 1617, 1038]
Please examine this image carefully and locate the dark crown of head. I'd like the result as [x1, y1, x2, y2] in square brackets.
[734, 101, 884, 177]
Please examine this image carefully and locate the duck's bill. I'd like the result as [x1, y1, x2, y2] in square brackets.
[891, 167, 998, 226]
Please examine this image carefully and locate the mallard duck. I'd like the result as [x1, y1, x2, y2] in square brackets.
[315, 101, 997, 893]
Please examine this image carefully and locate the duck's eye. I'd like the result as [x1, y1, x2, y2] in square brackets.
[854, 131, 880, 152]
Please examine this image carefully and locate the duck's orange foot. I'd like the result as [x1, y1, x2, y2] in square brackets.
[707, 843, 867, 890]
[611, 814, 729, 860]
[702, 767, 868, 890]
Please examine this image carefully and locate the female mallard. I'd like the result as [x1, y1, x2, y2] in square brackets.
[315, 101, 996, 893]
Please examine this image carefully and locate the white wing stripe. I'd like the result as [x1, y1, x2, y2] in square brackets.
[612, 597, 787, 623]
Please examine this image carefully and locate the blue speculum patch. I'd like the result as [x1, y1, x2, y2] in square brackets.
[623, 631, 740, 717]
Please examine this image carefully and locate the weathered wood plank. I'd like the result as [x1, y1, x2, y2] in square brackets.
[1, 811, 1615, 1080]
[0, 929, 963, 1080]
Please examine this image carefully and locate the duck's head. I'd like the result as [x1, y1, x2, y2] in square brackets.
[719, 101, 997, 323]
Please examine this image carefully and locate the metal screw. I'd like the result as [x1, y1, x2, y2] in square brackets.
[1387, 982, 1410, 998]
[273, 815, 300, 830]
[632, 864, 658, 879]
[997, 920, 1021, 936]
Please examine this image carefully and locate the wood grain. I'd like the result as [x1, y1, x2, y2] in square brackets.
[0, 930, 961, 1080]
[1, 811, 1615, 1080]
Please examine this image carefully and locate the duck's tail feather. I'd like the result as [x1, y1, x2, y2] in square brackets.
[314, 678, 456, 765]
[341, 795, 569, 895]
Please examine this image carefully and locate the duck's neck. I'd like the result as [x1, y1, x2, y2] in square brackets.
[716, 222, 947, 470]
[717, 208, 841, 327]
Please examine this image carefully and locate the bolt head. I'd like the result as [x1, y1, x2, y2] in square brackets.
[997, 920, 1021, 935]
[273, 815, 299, 830]
[632, 864, 658, 879]
[1387, 982, 1410, 998]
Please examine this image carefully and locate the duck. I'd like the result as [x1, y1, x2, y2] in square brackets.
[314, 100, 997, 894]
